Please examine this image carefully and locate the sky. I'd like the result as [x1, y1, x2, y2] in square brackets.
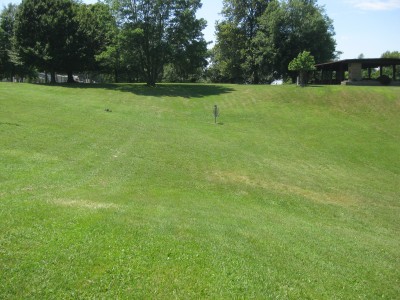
[1, 0, 399, 60]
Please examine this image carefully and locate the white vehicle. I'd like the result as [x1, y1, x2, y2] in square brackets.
[270, 79, 283, 85]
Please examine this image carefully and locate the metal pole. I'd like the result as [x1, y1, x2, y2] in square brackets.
[213, 105, 219, 124]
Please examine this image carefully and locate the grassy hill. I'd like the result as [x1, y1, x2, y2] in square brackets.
[0, 82, 399, 298]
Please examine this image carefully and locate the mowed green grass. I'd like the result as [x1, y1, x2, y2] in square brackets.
[0, 82, 399, 298]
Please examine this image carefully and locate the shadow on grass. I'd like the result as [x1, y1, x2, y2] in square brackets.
[49, 83, 235, 99]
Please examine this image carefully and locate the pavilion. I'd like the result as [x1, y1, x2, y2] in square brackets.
[314, 58, 400, 85]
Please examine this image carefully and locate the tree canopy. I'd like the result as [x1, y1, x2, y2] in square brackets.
[114, 0, 207, 86]
[0, 4, 26, 80]
[14, 0, 77, 82]
[381, 50, 400, 79]
[210, 0, 272, 83]
[13, 0, 113, 83]
[288, 51, 316, 72]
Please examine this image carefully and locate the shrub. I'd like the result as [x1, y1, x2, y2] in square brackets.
[288, 51, 316, 87]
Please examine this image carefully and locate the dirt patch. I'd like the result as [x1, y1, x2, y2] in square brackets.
[211, 170, 361, 207]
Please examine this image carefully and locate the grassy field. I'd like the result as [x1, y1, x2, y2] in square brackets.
[0, 82, 399, 298]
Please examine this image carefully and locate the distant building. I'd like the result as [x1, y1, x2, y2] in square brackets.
[314, 58, 400, 85]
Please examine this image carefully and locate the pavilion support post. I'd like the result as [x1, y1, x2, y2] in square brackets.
[368, 68, 371, 79]
[380, 66, 383, 77]
[339, 65, 344, 82]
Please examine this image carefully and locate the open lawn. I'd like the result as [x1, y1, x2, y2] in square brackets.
[0, 82, 399, 298]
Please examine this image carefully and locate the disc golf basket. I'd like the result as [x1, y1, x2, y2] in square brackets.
[213, 105, 219, 124]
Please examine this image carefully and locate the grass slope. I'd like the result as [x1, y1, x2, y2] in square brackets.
[0, 83, 399, 298]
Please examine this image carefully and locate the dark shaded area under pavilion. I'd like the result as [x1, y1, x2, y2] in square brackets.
[314, 58, 400, 85]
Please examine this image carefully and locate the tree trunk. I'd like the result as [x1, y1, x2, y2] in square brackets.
[146, 79, 156, 87]
[146, 71, 157, 87]
[114, 49, 120, 83]
[114, 68, 119, 83]
[299, 71, 308, 87]
[67, 71, 75, 83]
[253, 69, 260, 84]
[51, 70, 56, 84]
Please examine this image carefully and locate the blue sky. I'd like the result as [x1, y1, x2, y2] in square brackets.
[1, 0, 399, 60]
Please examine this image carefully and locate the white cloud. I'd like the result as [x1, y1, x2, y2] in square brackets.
[347, 0, 400, 10]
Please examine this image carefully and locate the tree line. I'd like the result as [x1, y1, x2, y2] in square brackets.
[1, 0, 209, 85]
[0, 0, 345, 85]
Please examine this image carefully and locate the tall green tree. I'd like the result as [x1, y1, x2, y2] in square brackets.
[117, 0, 207, 86]
[0, 14, 7, 79]
[257, 0, 336, 81]
[167, 0, 208, 82]
[74, 3, 116, 76]
[94, 1, 122, 83]
[94, 0, 138, 83]
[14, 0, 79, 83]
[211, 21, 246, 83]
[212, 0, 272, 83]
[14, 0, 112, 83]
[0, 4, 19, 80]
[95, 33, 123, 82]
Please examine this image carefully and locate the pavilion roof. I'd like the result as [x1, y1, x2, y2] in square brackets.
[315, 58, 400, 71]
